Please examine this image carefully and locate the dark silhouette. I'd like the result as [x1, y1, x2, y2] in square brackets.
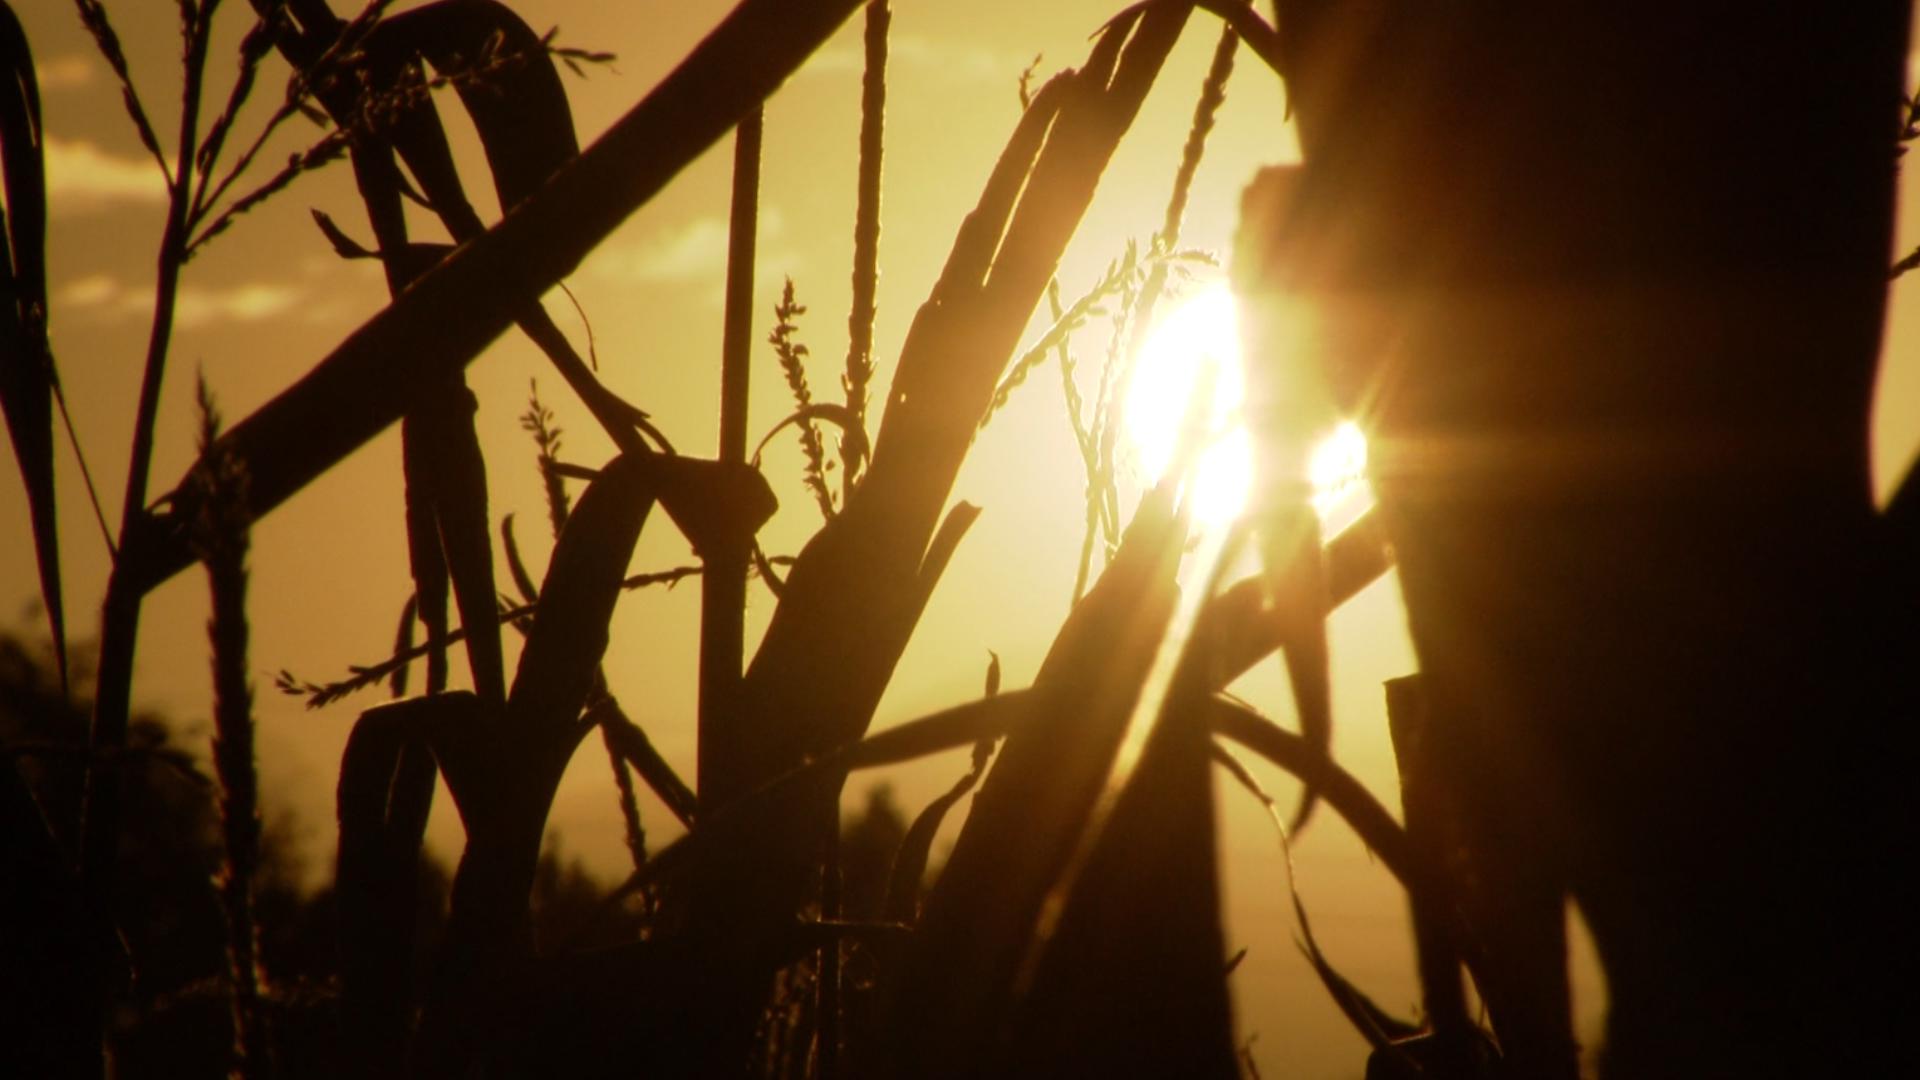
[17, 0, 1918, 1074]
[1244, 2, 1919, 1074]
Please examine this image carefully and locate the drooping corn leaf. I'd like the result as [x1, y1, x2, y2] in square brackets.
[1264, 504, 1332, 835]
[355, 0, 661, 479]
[400, 412, 454, 692]
[130, 0, 865, 597]
[1194, 506, 1392, 689]
[499, 512, 540, 605]
[387, 592, 417, 698]
[303, 13, 510, 710]
[508, 452, 656, 748]
[877, 482, 1186, 1076]
[336, 692, 461, 1070]
[419, 452, 658, 1074]
[999, 681, 1238, 1077]
[414, 384, 507, 705]
[370, 0, 579, 213]
[594, 696, 698, 829]
[417, 449, 769, 1074]
[883, 735, 996, 925]
[1208, 695, 1421, 892]
[0, 5, 62, 682]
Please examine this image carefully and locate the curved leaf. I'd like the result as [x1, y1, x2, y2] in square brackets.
[388, 592, 418, 698]
[499, 512, 540, 605]
[1193, 506, 1392, 689]
[879, 481, 1186, 1076]
[1001, 683, 1237, 1078]
[419, 384, 506, 705]
[508, 452, 656, 739]
[336, 693, 464, 1068]
[0, 5, 62, 681]
[132, 0, 865, 595]
[750, 401, 870, 473]
[883, 737, 996, 924]
[1207, 695, 1420, 893]
[593, 696, 697, 830]
[373, 0, 579, 213]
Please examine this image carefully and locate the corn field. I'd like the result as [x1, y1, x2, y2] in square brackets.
[2, 1, 1917, 1078]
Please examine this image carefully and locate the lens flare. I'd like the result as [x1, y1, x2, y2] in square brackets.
[1124, 287, 1251, 527]
[1125, 288, 1371, 528]
[1309, 421, 1370, 512]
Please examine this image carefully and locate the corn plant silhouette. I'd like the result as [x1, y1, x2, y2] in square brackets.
[2, 1, 1414, 1075]
[20, 0, 1901, 1077]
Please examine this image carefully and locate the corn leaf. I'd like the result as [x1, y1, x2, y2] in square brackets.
[128, 0, 867, 597]
[0, 5, 62, 681]
[508, 452, 656, 743]
[883, 737, 996, 925]
[877, 482, 1186, 1076]
[1000, 682, 1238, 1077]
[336, 693, 460, 1069]
[371, 0, 579, 213]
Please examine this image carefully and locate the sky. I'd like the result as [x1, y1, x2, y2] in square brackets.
[7, 2, 1919, 1076]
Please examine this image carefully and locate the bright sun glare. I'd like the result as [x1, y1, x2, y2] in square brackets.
[1125, 287, 1370, 529]
[1124, 287, 1252, 526]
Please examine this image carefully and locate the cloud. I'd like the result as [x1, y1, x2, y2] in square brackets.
[804, 33, 1021, 84]
[57, 274, 303, 329]
[597, 216, 731, 282]
[42, 137, 167, 211]
[35, 55, 96, 91]
[588, 208, 800, 287]
[57, 274, 119, 309]
[174, 283, 302, 328]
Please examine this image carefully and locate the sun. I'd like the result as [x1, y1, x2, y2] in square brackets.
[1124, 287, 1370, 529]
[1124, 287, 1252, 527]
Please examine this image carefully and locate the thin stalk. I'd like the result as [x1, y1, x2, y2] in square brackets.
[52, 381, 115, 558]
[841, 0, 888, 499]
[121, 0, 221, 546]
[699, 108, 761, 806]
[1078, 10, 1241, 593]
[84, 0, 222, 945]
[194, 387, 271, 1080]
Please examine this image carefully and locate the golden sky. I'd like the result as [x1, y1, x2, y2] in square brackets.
[7, 2, 1918, 1075]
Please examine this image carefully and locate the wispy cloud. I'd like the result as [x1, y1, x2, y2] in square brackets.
[804, 33, 1023, 84]
[57, 274, 303, 329]
[174, 283, 302, 328]
[588, 209, 800, 288]
[42, 136, 167, 212]
[35, 55, 97, 91]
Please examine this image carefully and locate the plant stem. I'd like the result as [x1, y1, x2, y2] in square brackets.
[842, 0, 888, 499]
[699, 108, 761, 806]
[84, 0, 221, 961]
